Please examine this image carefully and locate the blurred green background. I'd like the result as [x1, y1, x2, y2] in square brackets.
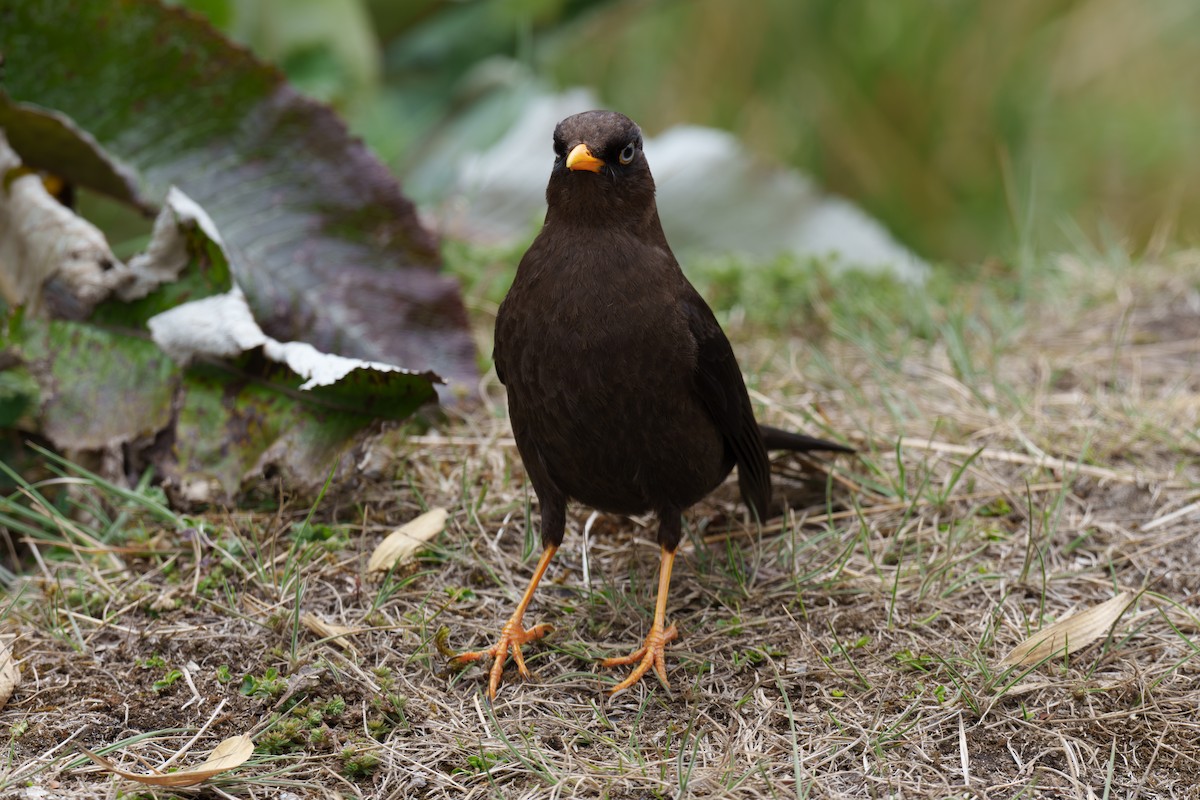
[181, 0, 1200, 267]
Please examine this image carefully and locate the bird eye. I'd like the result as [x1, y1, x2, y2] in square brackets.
[618, 142, 637, 165]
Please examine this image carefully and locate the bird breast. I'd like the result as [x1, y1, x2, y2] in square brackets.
[496, 231, 731, 514]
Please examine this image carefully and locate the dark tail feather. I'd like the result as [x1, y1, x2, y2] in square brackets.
[759, 424, 854, 454]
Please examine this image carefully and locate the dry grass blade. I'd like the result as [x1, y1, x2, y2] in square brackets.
[1140, 498, 1200, 532]
[77, 734, 254, 787]
[0, 637, 17, 710]
[367, 507, 447, 573]
[1000, 592, 1135, 669]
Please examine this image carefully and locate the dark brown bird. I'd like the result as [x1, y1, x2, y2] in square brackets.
[451, 110, 852, 698]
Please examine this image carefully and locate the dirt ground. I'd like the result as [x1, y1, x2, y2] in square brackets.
[2, 257, 1199, 798]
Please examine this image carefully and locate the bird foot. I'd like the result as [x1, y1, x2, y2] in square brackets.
[601, 622, 679, 696]
[449, 616, 554, 699]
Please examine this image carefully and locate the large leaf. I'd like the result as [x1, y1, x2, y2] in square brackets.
[0, 186, 437, 500]
[0, 0, 477, 394]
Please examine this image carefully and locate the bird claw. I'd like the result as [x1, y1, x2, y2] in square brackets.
[450, 620, 554, 699]
[601, 623, 679, 696]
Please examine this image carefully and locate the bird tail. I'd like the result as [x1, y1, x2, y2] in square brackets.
[759, 424, 854, 454]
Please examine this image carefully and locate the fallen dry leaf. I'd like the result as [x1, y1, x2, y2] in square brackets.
[79, 733, 253, 787]
[368, 507, 448, 573]
[301, 612, 358, 653]
[1000, 591, 1134, 669]
[0, 638, 18, 709]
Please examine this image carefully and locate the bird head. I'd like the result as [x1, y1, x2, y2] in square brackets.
[545, 110, 658, 225]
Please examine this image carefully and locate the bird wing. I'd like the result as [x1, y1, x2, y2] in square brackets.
[682, 294, 771, 518]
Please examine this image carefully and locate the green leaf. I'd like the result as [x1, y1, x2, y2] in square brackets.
[10, 319, 179, 451]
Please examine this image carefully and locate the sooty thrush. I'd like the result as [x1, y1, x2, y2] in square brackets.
[450, 110, 852, 699]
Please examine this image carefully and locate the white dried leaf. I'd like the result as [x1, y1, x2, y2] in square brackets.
[368, 508, 448, 573]
[120, 187, 223, 300]
[148, 287, 266, 363]
[0, 637, 19, 710]
[0, 130, 126, 313]
[1000, 591, 1134, 669]
[261, 337, 410, 390]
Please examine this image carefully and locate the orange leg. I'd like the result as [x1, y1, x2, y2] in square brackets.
[449, 545, 558, 699]
[601, 545, 679, 696]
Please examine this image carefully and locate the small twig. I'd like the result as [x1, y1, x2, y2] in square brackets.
[408, 434, 517, 448]
[958, 712, 970, 787]
[180, 663, 204, 711]
[1141, 499, 1200, 532]
[582, 510, 598, 590]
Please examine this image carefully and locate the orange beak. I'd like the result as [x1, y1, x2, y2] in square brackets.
[566, 143, 605, 173]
